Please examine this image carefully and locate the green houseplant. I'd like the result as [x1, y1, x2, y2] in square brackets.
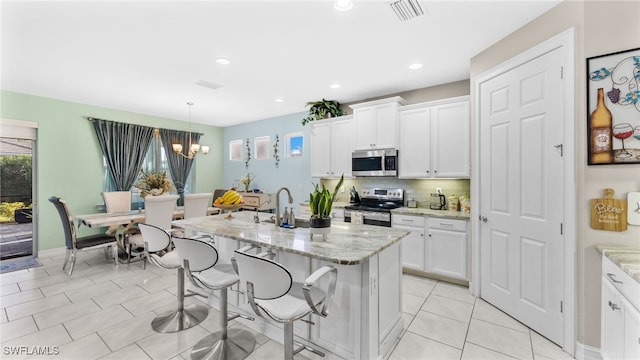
[309, 174, 344, 228]
[301, 99, 345, 126]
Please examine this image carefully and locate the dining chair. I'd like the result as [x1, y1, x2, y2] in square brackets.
[172, 237, 256, 360]
[183, 193, 213, 219]
[233, 248, 338, 360]
[128, 194, 180, 265]
[138, 223, 209, 333]
[49, 196, 117, 276]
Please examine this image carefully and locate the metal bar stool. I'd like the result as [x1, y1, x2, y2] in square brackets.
[233, 248, 338, 360]
[172, 237, 256, 360]
[138, 223, 209, 333]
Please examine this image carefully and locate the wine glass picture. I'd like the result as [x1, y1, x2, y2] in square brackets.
[612, 123, 633, 159]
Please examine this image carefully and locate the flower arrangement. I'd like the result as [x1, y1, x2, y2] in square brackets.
[239, 173, 256, 192]
[134, 169, 174, 197]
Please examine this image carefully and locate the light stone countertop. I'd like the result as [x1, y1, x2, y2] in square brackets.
[597, 245, 640, 284]
[173, 211, 409, 265]
[391, 207, 471, 220]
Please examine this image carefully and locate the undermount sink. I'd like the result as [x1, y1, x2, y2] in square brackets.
[261, 217, 310, 228]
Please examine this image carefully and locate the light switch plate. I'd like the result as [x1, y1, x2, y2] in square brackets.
[628, 192, 640, 225]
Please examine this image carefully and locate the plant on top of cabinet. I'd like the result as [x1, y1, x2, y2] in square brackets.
[301, 99, 345, 125]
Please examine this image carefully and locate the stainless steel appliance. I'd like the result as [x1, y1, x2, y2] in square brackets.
[351, 148, 398, 177]
[430, 192, 446, 210]
[344, 187, 404, 227]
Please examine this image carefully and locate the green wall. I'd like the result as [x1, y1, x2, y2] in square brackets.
[0, 91, 224, 251]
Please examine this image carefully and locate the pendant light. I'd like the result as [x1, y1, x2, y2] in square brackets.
[172, 102, 209, 158]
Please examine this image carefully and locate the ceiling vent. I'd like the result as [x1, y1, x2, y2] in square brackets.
[195, 80, 223, 90]
[389, 0, 424, 22]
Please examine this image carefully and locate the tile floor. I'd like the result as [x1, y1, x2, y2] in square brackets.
[0, 248, 575, 360]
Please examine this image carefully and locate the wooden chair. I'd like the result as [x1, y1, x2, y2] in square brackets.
[49, 196, 117, 276]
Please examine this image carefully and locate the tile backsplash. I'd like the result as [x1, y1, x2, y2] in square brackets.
[323, 178, 470, 208]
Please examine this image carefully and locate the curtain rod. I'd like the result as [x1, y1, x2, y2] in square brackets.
[86, 116, 204, 136]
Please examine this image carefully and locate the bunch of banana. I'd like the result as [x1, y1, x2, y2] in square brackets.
[214, 189, 244, 205]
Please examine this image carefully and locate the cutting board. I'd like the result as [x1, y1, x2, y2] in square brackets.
[591, 188, 627, 231]
[628, 192, 640, 226]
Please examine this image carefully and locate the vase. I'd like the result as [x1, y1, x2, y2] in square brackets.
[309, 217, 331, 241]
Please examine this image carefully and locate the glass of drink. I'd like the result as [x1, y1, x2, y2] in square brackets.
[613, 123, 633, 159]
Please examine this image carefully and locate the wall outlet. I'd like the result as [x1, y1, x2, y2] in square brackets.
[436, 187, 442, 194]
[341, 185, 345, 193]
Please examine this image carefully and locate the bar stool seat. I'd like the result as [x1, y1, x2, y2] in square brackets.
[233, 248, 338, 360]
[172, 237, 256, 360]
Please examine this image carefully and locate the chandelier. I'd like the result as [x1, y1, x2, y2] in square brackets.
[172, 102, 209, 159]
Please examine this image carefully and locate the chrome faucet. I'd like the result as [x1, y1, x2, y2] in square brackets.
[275, 187, 293, 227]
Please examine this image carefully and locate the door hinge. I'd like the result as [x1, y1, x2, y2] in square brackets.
[560, 223, 563, 235]
[560, 301, 563, 313]
[560, 66, 564, 79]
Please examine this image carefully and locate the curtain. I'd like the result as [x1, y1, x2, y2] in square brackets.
[92, 119, 155, 191]
[159, 129, 201, 205]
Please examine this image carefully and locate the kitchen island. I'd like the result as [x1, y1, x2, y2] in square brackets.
[173, 212, 409, 360]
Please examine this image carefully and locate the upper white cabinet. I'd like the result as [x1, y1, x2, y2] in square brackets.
[399, 96, 470, 179]
[350, 97, 406, 150]
[310, 115, 353, 178]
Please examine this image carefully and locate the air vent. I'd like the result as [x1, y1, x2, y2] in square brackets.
[194, 80, 223, 90]
[389, 0, 424, 22]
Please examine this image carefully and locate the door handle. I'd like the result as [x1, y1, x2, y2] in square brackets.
[479, 216, 488, 223]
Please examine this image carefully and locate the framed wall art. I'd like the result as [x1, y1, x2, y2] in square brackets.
[587, 47, 640, 165]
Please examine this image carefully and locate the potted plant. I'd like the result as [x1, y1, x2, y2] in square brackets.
[301, 99, 345, 126]
[134, 169, 174, 197]
[309, 174, 344, 229]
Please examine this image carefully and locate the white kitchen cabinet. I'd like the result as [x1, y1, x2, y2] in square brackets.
[398, 96, 470, 179]
[392, 214, 425, 271]
[601, 255, 640, 360]
[426, 218, 468, 281]
[392, 213, 469, 282]
[310, 115, 353, 178]
[350, 97, 406, 150]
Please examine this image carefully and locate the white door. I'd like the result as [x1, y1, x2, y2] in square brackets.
[310, 122, 331, 177]
[431, 100, 470, 178]
[479, 47, 564, 345]
[331, 118, 354, 178]
[398, 107, 431, 178]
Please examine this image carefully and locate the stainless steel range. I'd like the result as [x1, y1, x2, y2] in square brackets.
[344, 188, 404, 227]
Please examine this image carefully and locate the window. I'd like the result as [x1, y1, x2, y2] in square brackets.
[254, 136, 270, 160]
[229, 139, 243, 161]
[285, 132, 303, 158]
[104, 134, 194, 208]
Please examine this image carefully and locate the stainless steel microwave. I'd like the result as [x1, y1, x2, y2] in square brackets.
[352, 148, 398, 176]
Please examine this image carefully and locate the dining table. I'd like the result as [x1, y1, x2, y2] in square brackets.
[75, 206, 220, 263]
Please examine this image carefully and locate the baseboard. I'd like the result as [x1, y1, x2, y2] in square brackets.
[575, 341, 601, 360]
[37, 246, 66, 258]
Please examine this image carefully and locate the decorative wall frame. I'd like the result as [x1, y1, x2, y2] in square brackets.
[587, 47, 640, 165]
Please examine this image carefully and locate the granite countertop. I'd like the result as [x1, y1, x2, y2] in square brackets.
[173, 212, 409, 265]
[391, 207, 471, 220]
[597, 245, 640, 284]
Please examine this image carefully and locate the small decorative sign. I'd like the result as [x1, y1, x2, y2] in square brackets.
[591, 188, 628, 231]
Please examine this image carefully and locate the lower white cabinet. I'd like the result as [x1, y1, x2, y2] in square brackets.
[601, 255, 640, 360]
[392, 214, 425, 271]
[392, 213, 468, 281]
[426, 218, 468, 281]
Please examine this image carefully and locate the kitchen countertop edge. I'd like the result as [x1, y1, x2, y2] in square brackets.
[391, 207, 471, 220]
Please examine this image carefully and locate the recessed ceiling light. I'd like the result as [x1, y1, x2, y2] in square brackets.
[275, 98, 284, 103]
[215, 57, 230, 65]
[334, 0, 353, 11]
[408, 63, 423, 70]
[330, 83, 341, 89]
